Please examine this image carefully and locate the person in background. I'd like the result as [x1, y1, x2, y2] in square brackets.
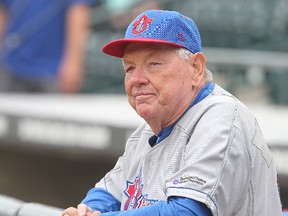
[0, 0, 95, 93]
[62, 10, 282, 215]
[102, 0, 160, 31]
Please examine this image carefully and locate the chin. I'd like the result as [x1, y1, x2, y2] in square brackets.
[136, 108, 153, 120]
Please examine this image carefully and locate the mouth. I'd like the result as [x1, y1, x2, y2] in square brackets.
[134, 92, 154, 100]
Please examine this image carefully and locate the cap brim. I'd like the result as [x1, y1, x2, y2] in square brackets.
[102, 38, 185, 58]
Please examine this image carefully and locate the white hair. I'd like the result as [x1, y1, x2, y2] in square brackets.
[176, 48, 213, 82]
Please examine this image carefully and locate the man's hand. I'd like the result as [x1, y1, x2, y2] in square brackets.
[58, 55, 83, 93]
[58, 3, 90, 94]
[62, 204, 101, 216]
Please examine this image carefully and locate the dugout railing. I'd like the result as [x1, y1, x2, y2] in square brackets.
[0, 194, 62, 216]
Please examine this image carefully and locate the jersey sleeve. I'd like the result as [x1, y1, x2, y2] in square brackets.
[99, 196, 212, 216]
[165, 95, 253, 215]
[81, 187, 121, 212]
[93, 154, 128, 202]
[94, 124, 148, 204]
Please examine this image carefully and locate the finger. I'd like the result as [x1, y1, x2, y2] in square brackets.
[92, 211, 102, 216]
[62, 207, 77, 216]
[77, 203, 91, 216]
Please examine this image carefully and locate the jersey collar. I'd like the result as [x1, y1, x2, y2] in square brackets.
[148, 82, 215, 147]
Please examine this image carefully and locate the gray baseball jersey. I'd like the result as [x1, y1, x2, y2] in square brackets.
[95, 84, 282, 216]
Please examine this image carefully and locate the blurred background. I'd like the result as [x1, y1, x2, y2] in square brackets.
[0, 0, 287, 213]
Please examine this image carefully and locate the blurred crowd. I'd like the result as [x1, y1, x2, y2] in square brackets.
[0, 0, 95, 93]
[0, 0, 160, 94]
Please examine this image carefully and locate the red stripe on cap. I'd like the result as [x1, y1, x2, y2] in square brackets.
[102, 38, 185, 58]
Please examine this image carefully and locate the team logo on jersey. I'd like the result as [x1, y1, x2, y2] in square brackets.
[124, 168, 158, 210]
[132, 14, 152, 34]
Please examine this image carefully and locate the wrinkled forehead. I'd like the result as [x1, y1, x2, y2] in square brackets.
[123, 42, 178, 58]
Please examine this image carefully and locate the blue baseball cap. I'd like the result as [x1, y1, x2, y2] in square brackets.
[102, 10, 202, 58]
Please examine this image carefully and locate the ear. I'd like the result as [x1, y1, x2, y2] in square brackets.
[190, 52, 206, 86]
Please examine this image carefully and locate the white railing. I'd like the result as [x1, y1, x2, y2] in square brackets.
[0, 195, 63, 216]
[203, 48, 288, 69]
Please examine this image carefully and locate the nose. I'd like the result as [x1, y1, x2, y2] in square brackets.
[128, 67, 148, 86]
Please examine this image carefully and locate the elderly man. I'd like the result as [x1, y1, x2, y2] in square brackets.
[63, 10, 282, 216]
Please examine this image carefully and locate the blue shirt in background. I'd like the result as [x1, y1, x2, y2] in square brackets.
[0, 0, 95, 80]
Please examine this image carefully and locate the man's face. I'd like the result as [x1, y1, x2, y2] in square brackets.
[123, 43, 198, 131]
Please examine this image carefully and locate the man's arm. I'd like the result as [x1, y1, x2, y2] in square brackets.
[0, 5, 7, 50]
[58, 2, 91, 93]
[63, 187, 212, 216]
[81, 188, 121, 212]
[98, 196, 212, 216]
[62, 187, 120, 216]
